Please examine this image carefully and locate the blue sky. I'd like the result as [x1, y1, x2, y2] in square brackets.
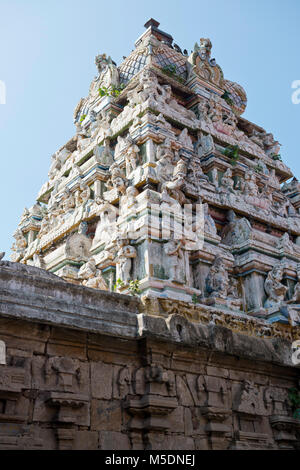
[0, 0, 299, 257]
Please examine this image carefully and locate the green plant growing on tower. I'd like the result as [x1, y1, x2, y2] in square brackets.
[98, 84, 126, 98]
[80, 114, 87, 122]
[222, 145, 239, 166]
[114, 278, 125, 291]
[221, 90, 234, 107]
[161, 65, 185, 84]
[128, 279, 141, 297]
[288, 388, 300, 419]
[192, 294, 199, 304]
[254, 163, 264, 173]
[271, 153, 282, 161]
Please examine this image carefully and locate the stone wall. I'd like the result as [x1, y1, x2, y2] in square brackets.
[0, 261, 299, 450]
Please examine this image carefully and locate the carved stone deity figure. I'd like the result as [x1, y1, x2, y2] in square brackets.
[75, 124, 91, 155]
[89, 110, 101, 137]
[11, 229, 27, 261]
[75, 181, 91, 207]
[48, 147, 70, 180]
[290, 264, 300, 304]
[196, 133, 215, 158]
[161, 85, 195, 120]
[206, 256, 229, 299]
[161, 159, 188, 206]
[110, 167, 128, 195]
[263, 133, 281, 158]
[264, 262, 288, 308]
[220, 168, 235, 193]
[65, 222, 91, 262]
[203, 203, 218, 237]
[249, 129, 265, 149]
[208, 96, 223, 123]
[61, 188, 75, 213]
[155, 139, 175, 185]
[178, 128, 193, 149]
[115, 238, 137, 285]
[38, 213, 51, 239]
[124, 137, 140, 176]
[242, 171, 259, 205]
[197, 100, 209, 121]
[228, 276, 240, 299]
[89, 53, 119, 98]
[95, 111, 112, 143]
[164, 238, 186, 284]
[77, 258, 108, 291]
[94, 138, 114, 167]
[198, 38, 213, 61]
[222, 211, 252, 246]
[188, 158, 209, 187]
[92, 203, 118, 248]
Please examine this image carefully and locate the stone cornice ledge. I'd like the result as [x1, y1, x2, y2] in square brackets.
[0, 261, 139, 338]
[0, 262, 299, 369]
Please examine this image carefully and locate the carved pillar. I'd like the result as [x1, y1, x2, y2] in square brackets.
[269, 416, 300, 449]
[123, 364, 178, 450]
[197, 375, 232, 450]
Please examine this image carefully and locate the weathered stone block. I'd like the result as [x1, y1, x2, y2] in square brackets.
[91, 399, 122, 432]
[91, 362, 113, 399]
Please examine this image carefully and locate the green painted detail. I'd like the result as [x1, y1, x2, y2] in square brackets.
[50, 260, 84, 272]
[153, 265, 168, 280]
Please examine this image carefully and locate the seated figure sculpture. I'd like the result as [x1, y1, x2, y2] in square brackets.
[78, 258, 108, 291]
[264, 262, 288, 308]
[206, 256, 229, 299]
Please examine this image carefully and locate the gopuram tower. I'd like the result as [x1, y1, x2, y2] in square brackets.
[11, 19, 300, 328]
[1, 18, 299, 451]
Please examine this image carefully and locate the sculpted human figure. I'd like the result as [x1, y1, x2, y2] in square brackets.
[61, 188, 75, 213]
[197, 100, 209, 121]
[114, 135, 128, 160]
[188, 159, 209, 194]
[94, 138, 114, 167]
[78, 258, 108, 291]
[198, 38, 212, 61]
[203, 203, 217, 237]
[136, 69, 164, 106]
[162, 85, 195, 120]
[164, 238, 186, 284]
[264, 263, 288, 308]
[12, 229, 27, 253]
[38, 213, 51, 238]
[76, 123, 91, 153]
[75, 181, 91, 207]
[178, 128, 193, 149]
[162, 159, 188, 205]
[290, 264, 300, 304]
[155, 139, 175, 186]
[206, 256, 229, 299]
[48, 202, 64, 228]
[115, 237, 137, 285]
[89, 53, 119, 97]
[263, 133, 281, 157]
[249, 129, 265, 149]
[242, 171, 260, 206]
[208, 97, 223, 123]
[110, 167, 128, 196]
[95, 111, 112, 143]
[124, 137, 140, 176]
[220, 168, 235, 193]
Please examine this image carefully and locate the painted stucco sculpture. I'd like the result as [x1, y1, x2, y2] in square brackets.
[11, 19, 300, 329]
